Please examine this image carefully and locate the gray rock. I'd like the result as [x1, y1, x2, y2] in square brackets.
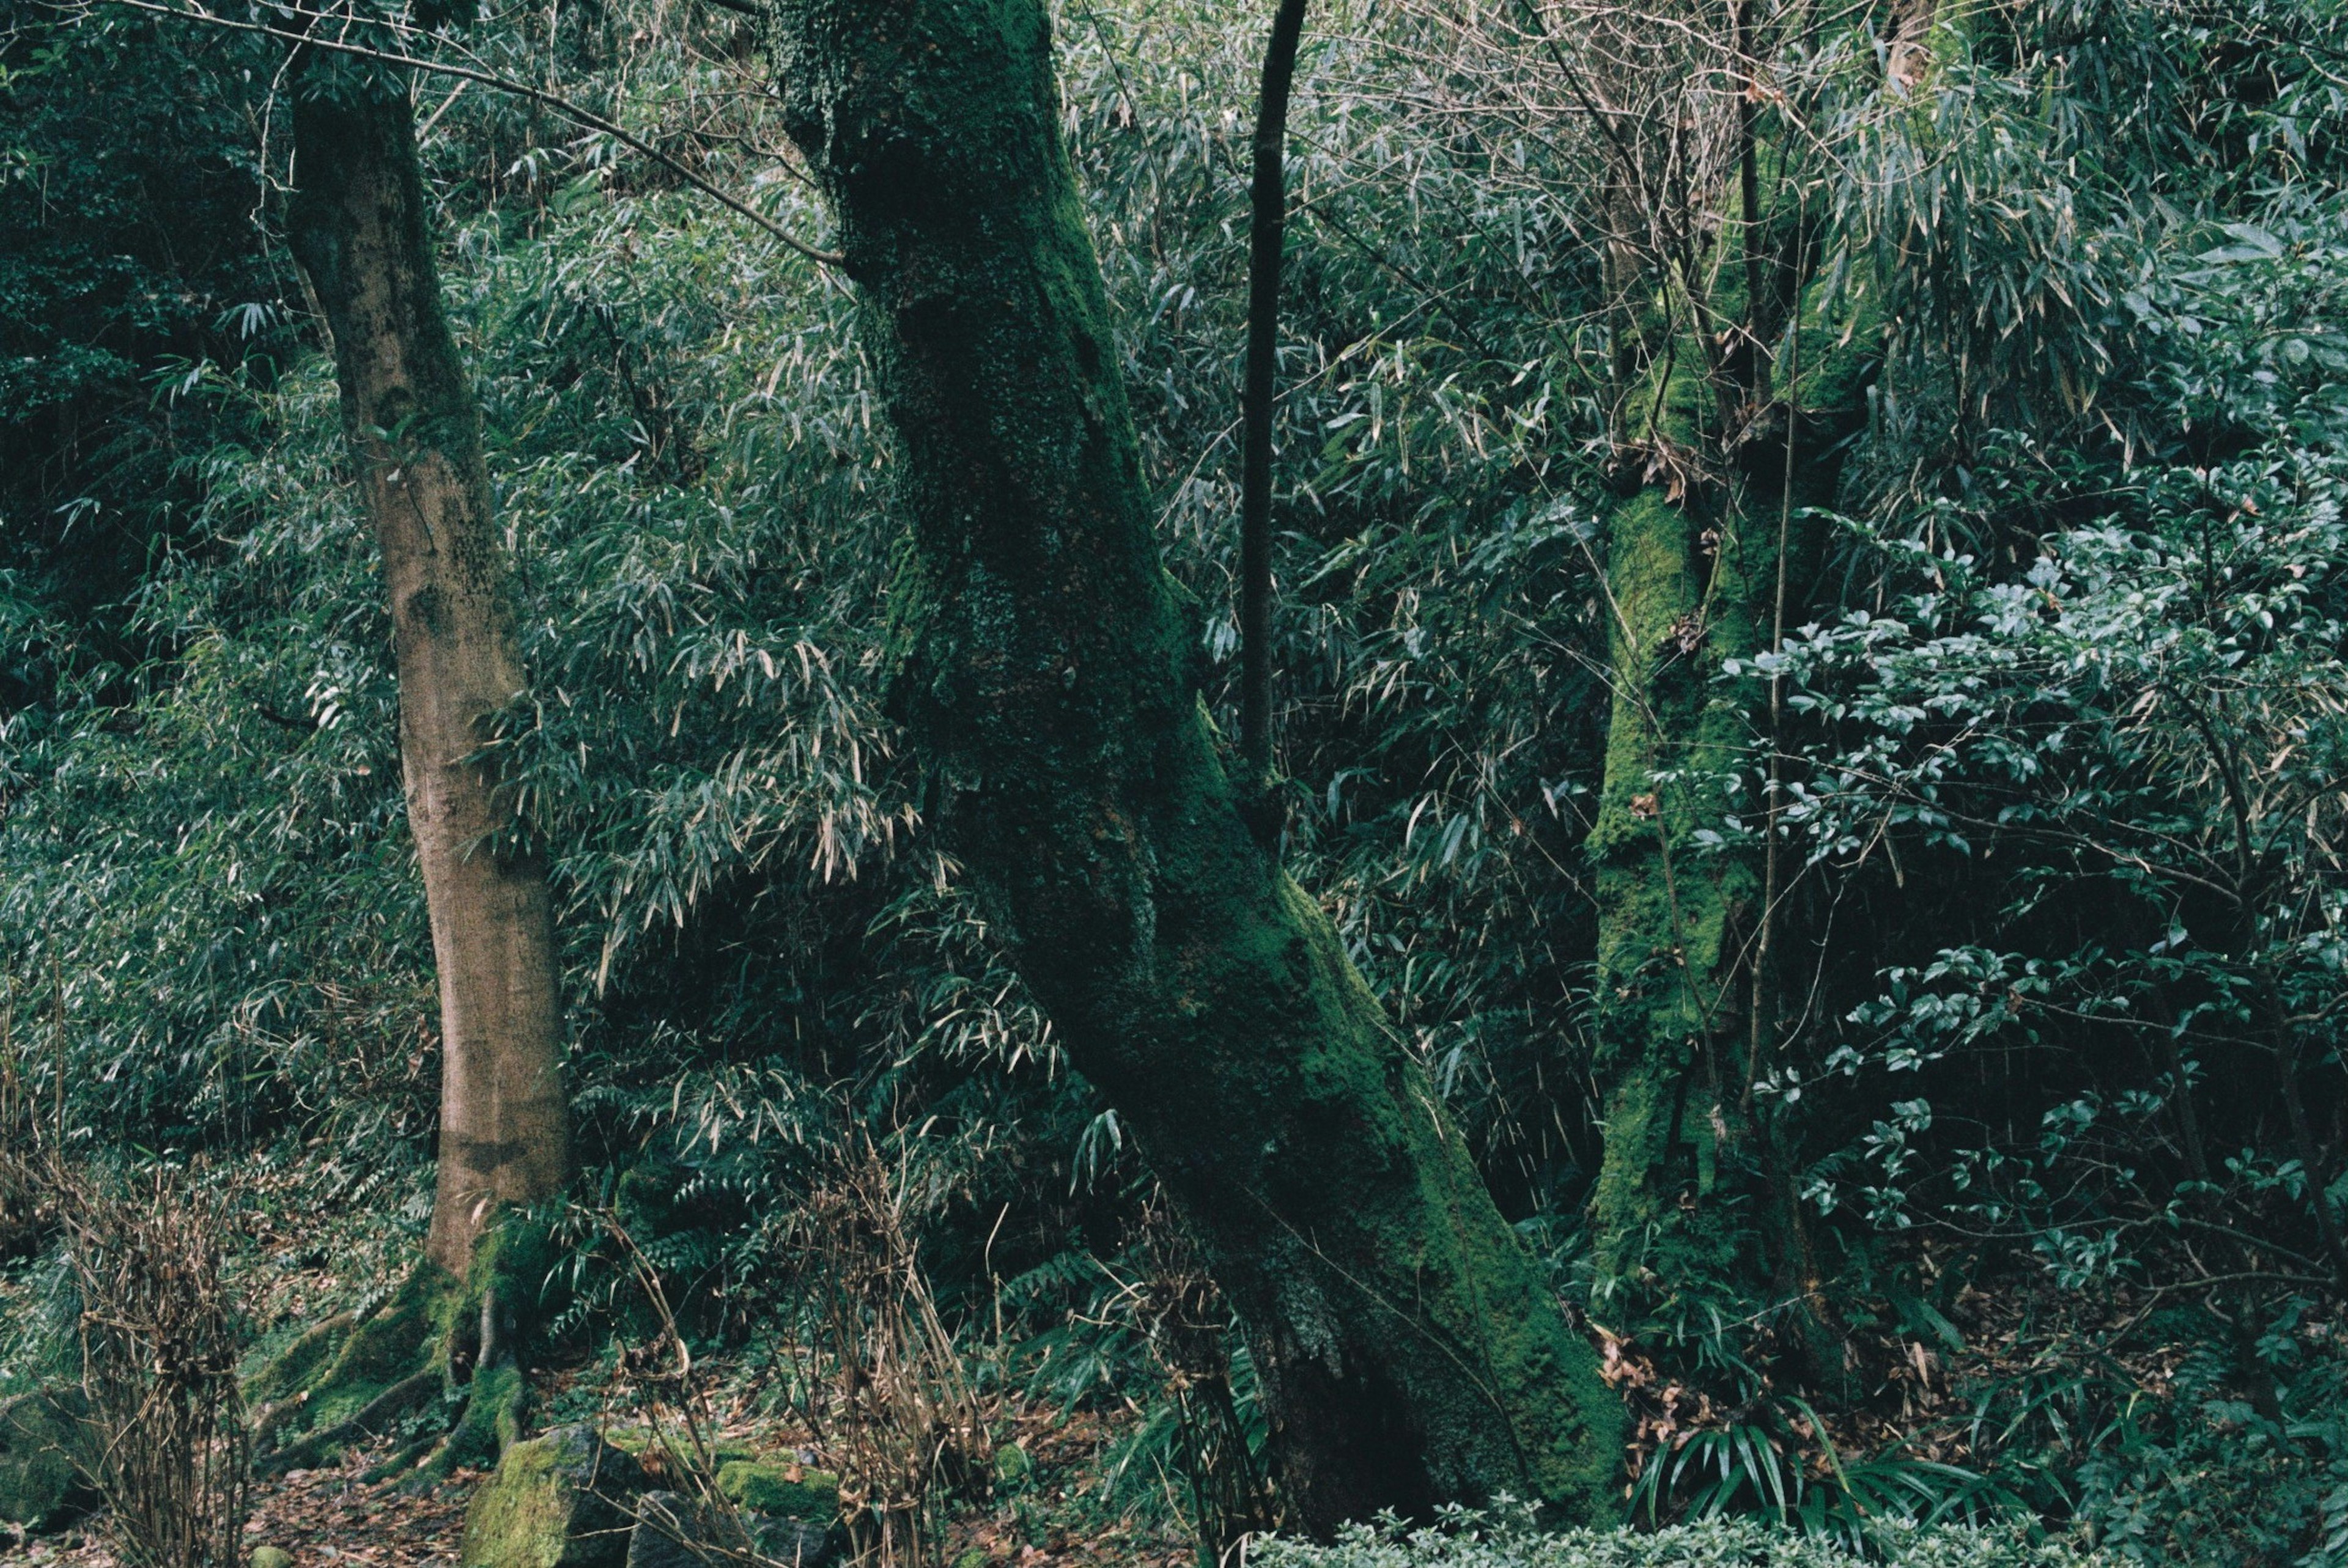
[624, 1491, 835, 1568]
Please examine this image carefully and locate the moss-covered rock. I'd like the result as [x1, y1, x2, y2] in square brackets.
[714, 1459, 838, 1523]
[459, 1426, 646, 1568]
[0, 1388, 89, 1530]
[990, 1441, 1032, 1490]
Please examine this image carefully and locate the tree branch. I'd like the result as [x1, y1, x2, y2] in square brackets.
[92, 0, 846, 268]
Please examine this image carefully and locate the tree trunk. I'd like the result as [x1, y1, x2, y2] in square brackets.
[1582, 0, 1950, 1310]
[1586, 474, 1765, 1301]
[774, 0, 1622, 1533]
[1238, 0, 1308, 796]
[287, 64, 567, 1275]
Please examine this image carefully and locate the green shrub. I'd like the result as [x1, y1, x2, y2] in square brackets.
[1247, 1514, 2111, 1568]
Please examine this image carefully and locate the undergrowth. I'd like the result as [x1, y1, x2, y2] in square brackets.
[1247, 1512, 2110, 1568]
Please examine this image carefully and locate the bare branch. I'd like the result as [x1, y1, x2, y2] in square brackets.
[89, 0, 847, 269]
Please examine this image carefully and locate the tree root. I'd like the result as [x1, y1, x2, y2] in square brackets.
[246, 1267, 449, 1470]
[361, 1430, 444, 1487]
[396, 1356, 525, 1491]
[245, 1218, 551, 1483]
[258, 1367, 440, 1476]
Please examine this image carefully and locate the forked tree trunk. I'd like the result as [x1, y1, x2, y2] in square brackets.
[1584, 17, 1932, 1306]
[287, 64, 567, 1275]
[775, 0, 1622, 1533]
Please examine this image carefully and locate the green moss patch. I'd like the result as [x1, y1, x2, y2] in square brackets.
[246, 1265, 454, 1460]
[715, 1459, 838, 1523]
[599, 1426, 756, 1485]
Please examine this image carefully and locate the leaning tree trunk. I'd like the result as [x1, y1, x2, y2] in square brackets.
[287, 65, 567, 1276]
[774, 0, 1622, 1534]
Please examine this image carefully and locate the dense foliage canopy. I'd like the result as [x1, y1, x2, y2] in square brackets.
[7, 0, 2348, 1559]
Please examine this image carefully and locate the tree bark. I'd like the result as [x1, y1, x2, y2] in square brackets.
[286, 63, 567, 1274]
[1587, 474, 1764, 1300]
[774, 0, 1622, 1533]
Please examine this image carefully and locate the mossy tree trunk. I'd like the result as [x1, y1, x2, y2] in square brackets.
[1581, 72, 1796, 1290]
[1587, 476, 1767, 1300]
[286, 63, 568, 1276]
[1585, 240, 1857, 1315]
[773, 0, 1623, 1533]
[1583, 17, 1928, 1309]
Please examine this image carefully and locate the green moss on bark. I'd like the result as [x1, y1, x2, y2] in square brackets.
[248, 1213, 553, 1478]
[1586, 480, 1763, 1301]
[1584, 120, 1889, 1311]
[247, 1264, 454, 1466]
[775, 0, 1622, 1532]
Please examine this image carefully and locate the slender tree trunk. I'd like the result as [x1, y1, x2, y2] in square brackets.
[775, 0, 1622, 1533]
[286, 64, 567, 1275]
[1238, 0, 1308, 797]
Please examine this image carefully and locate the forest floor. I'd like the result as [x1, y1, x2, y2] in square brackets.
[0, 1450, 472, 1568]
[0, 1413, 1193, 1567]
[0, 1157, 1200, 1568]
[0, 1391, 1192, 1568]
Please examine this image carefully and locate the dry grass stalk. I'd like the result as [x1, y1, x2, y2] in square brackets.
[778, 1135, 991, 1568]
[1126, 1201, 1279, 1558]
[50, 1163, 251, 1568]
[598, 1208, 788, 1567]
